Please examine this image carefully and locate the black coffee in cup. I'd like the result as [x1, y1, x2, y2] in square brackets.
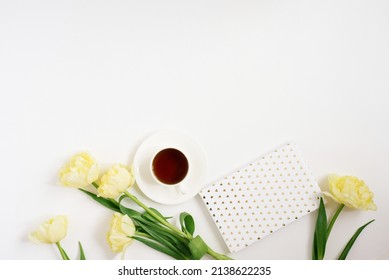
[152, 148, 189, 185]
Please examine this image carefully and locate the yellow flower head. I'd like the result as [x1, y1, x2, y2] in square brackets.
[98, 164, 134, 199]
[29, 215, 68, 244]
[107, 213, 135, 253]
[59, 152, 99, 188]
[324, 174, 377, 211]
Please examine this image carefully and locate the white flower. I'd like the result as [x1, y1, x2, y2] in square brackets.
[107, 213, 135, 253]
[98, 164, 134, 199]
[59, 152, 99, 188]
[29, 215, 68, 244]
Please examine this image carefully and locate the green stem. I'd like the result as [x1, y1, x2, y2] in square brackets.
[124, 191, 188, 238]
[207, 247, 233, 260]
[327, 204, 345, 239]
[92, 182, 99, 189]
[56, 242, 70, 260]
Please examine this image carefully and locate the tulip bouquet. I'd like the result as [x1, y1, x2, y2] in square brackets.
[312, 175, 376, 260]
[29, 152, 377, 260]
[30, 152, 231, 260]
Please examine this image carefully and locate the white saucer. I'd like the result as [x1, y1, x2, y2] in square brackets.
[132, 130, 207, 205]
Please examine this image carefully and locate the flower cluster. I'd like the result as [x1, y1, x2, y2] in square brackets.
[30, 152, 231, 260]
[29, 151, 377, 260]
[59, 153, 134, 200]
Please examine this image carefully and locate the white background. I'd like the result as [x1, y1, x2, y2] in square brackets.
[0, 260, 388, 280]
[1, 0, 388, 260]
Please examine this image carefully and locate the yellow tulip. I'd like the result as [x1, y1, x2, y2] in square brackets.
[59, 152, 99, 188]
[29, 215, 68, 244]
[324, 174, 377, 211]
[107, 213, 135, 253]
[98, 164, 134, 199]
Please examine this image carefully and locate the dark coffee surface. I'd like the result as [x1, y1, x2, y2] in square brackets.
[152, 148, 189, 185]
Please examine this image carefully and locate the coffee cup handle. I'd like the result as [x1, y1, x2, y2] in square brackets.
[177, 184, 187, 195]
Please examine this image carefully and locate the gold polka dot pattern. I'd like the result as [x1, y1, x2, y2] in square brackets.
[200, 142, 321, 253]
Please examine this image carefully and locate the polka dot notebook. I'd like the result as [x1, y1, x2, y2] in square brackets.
[199, 142, 321, 253]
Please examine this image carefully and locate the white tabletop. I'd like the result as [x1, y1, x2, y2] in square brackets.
[1, 0, 388, 260]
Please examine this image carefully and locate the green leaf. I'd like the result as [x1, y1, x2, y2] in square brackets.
[151, 227, 192, 258]
[118, 204, 179, 240]
[141, 221, 187, 242]
[119, 201, 184, 241]
[338, 219, 375, 260]
[78, 241, 86, 260]
[312, 234, 318, 260]
[179, 212, 195, 236]
[132, 236, 186, 260]
[137, 221, 190, 259]
[136, 220, 190, 257]
[119, 203, 144, 221]
[79, 189, 120, 212]
[188, 235, 208, 260]
[143, 208, 171, 222]
[119, 196, 160, 225]
[313, 197, 327, 260]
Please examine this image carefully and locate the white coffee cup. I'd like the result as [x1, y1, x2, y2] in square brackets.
[150, 148, 189, 194]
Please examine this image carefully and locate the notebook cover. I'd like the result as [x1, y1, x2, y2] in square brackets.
[199, 142, 321, 253]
